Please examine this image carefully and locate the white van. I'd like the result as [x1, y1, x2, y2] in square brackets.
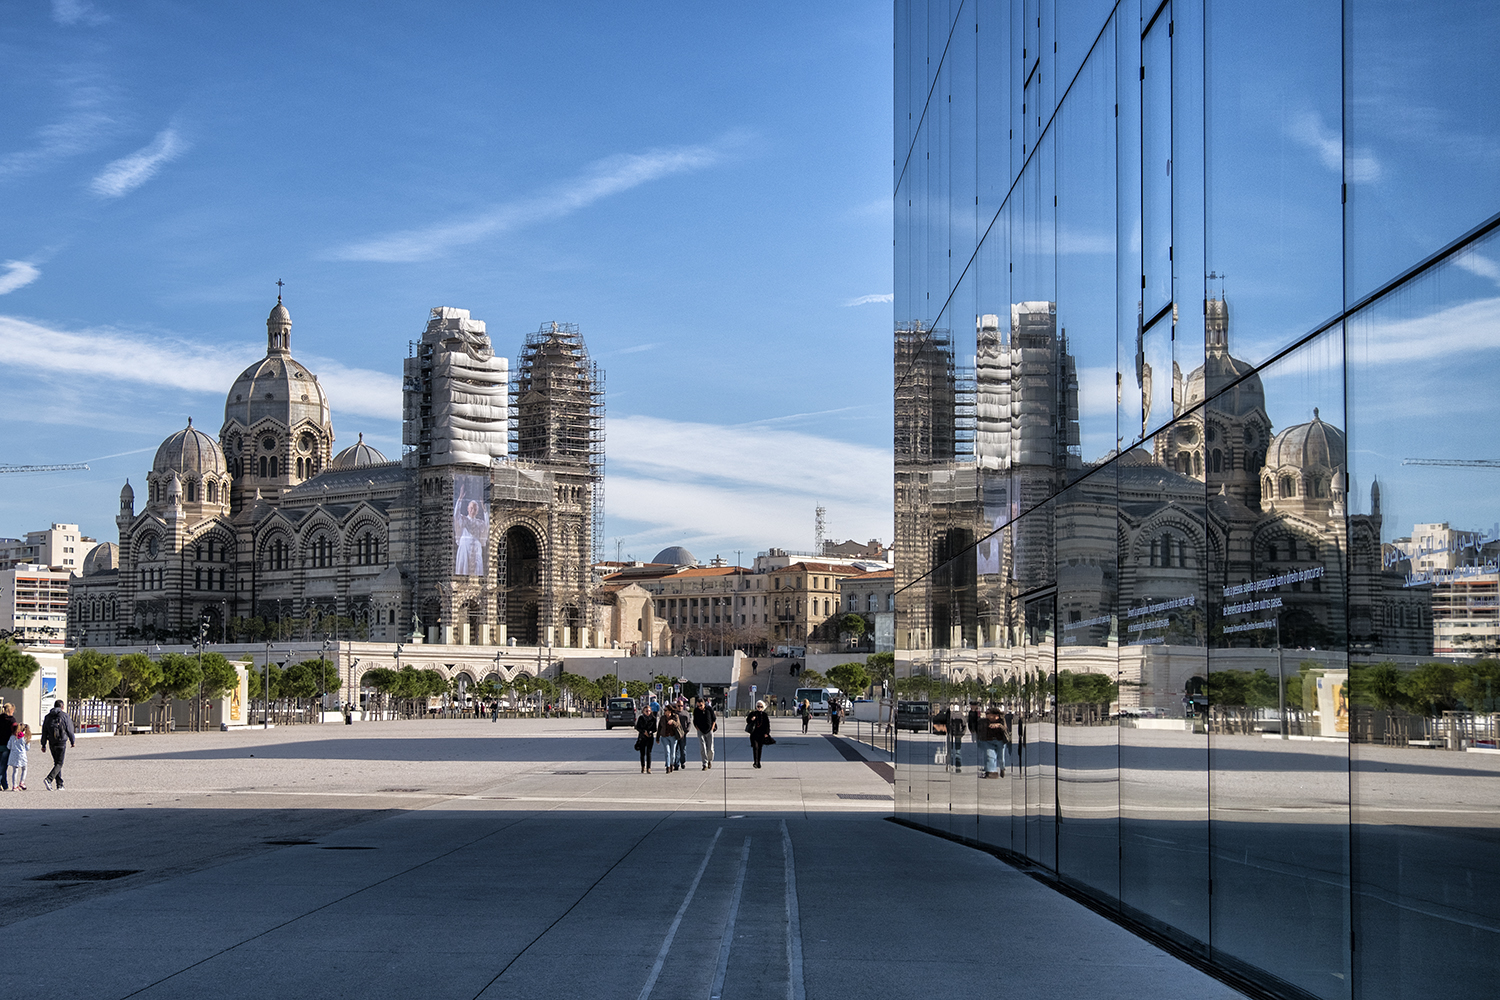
[794, 687, 842, 716]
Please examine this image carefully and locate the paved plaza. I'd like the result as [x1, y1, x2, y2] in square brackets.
[0, 717, 1245, 999]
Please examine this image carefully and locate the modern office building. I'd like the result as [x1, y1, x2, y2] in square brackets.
[893, 3, 1500, 999]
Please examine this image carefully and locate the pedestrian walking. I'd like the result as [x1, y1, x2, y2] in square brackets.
[979, 705, 1009, 778]
[692, 696, 717, 769]
[799, 698, 811, 734]
[634, 704, 657, 773]
[745, 700, 772, 768]
[0, 702, 14, 790]
[7, 723, 29, 790]
[658, 706, 684, 772]
[946, 703, 966, 772]
[829, 696, 843, 735]
[40, 699, 75, 791]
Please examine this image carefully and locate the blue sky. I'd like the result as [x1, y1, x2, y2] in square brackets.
[0, 0, 895, 562]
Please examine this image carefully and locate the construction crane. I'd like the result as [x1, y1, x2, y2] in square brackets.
[1402, 459, 1500, 468]
[0, 463, 90, 474]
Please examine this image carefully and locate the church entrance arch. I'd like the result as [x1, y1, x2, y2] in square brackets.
[499, 525, 543, 645]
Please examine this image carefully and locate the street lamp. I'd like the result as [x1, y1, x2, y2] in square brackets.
[195, 617, 209, 732]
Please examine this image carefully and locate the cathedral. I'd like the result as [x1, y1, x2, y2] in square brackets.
[93, 298, 603, 648]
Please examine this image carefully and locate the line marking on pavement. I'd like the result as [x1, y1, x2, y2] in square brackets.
[709, 837, 752, 1000]
[781, 820, 806, 1000]
[638, 826, 723, 1000]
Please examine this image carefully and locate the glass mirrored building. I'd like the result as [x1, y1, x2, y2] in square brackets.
[892, 3, 1500, 998]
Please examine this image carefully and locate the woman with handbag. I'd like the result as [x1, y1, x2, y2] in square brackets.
[634, 704, 658, 773]
[745, 700, 773, 768]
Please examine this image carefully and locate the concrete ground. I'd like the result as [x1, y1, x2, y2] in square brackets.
[0, 718, 1245, 1000]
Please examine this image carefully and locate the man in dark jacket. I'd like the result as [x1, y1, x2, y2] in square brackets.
[40, 700, 75, 791]
[692, 696, 717, 770]
[0, 702, 14, 790]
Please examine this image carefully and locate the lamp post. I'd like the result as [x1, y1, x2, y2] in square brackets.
[263, 638, 271, 729]
[321, 636, 332, 723]
[195, 617, 208, 732]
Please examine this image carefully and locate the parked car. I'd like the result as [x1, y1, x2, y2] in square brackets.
[895, 700, 931, 732]
[605, 698, 637, 730]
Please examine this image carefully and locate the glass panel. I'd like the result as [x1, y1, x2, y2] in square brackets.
[1117, 2, 1144, 448]
[950, 0, 979, 274]
[976, 0, 1014, 221]
[1207, 327, 1351, 999]
[1346, 229, 1500, 1000]
[1056, 469, 1121, 898]
[1119, 419, 1210, 953]
[1140, 1, 1173, 321]
[1023, 583, 1058, 868]
[1205, 0, 1342, 368]
[1056, 0, 1116, 94]
[1056, 24, 1117, 471]
[1346, 0, 1500, 302]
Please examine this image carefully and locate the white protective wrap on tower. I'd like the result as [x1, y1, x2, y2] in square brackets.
[405, 307, 510, 467]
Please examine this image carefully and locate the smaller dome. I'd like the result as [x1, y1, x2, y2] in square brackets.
[153, 420, 228, 477]
[1266, 408, 1346, 472]
[329, 432, 389, 469]
[269, 299, 290, 326]
[82, 542, 119, 576]
[653, 545, 698, 567]
[120, 480, 134, 503]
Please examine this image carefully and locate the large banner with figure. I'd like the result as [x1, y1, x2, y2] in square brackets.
[453, 474, 489, 576]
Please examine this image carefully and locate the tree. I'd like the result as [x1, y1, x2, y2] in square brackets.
[1057, 670, 1117, 705]
[838, 613, 867, 642]
[116, 653, 162, 701]
[199, 654, 241, 699]
[1456, 658, 1500, 712]
[67, 649, 120, 700]
[1400, 662, 1460, 716]
[0, 642, 41, 690]
[866, 652, 895, 689]
[157, 653, 204, 701]
[597, 673, 622, 699]
[797, 668, 829, 689]
[1350, 661, 1406, 711]
[625, 679, 649, 700]
[828, 661, 871, 699]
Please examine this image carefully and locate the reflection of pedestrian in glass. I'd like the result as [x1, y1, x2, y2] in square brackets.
[979, 707, 1009, 778]
[453, 498, 486, 576]
[829, 697, 843, 735]
[946, 703, 966, 772]
[746, 701, 772, 768]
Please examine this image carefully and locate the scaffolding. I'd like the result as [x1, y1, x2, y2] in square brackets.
[510, 322, 606, 564]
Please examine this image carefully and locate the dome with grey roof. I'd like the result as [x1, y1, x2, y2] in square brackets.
[153, 419, 227, 477]
[330, 433, 389, 469]
[653, 545, 698, 567]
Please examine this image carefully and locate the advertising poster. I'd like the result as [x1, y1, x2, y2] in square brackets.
[453, 474, 489, 576]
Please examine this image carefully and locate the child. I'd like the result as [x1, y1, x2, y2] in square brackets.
[7, 723, 28, 791]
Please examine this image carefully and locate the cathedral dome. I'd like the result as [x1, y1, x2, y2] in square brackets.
[330, 433, 389, 469]
[653, 545, 698, 567]
[154, 420, 228, 476]
[1184, 350, 1265, 416]
[82, 541, 119, 576]
[1266, 409, 1346, 473]
[222, 297, 332, 435]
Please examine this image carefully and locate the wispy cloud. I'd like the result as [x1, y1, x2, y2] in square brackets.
[0, 314, 401, 421]
[90, 127, 187, 197]
[1349, 294, 1500, 365]
[1289, 110, 1381, 184]
[333, 135, 745, 263]
[0, 261, 41, 295]
[0, 77, 117, 181]
[52, 0, 109, 26]
[843, 293, 893, 307]
[1454, 250, 1500, 286]
[597, 342, 659, 358]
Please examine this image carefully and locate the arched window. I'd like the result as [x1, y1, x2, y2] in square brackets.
[311, 535, 333, 568]
[1150, 538, 1161, 567]
[1210, 449, 1223, 473]
[270, 456, 278, 478]
[259, 456, 268, 478]
[1193, 452, 1202, 476]
[186, 480, 197, 502]
[207, 480, 217, 503]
